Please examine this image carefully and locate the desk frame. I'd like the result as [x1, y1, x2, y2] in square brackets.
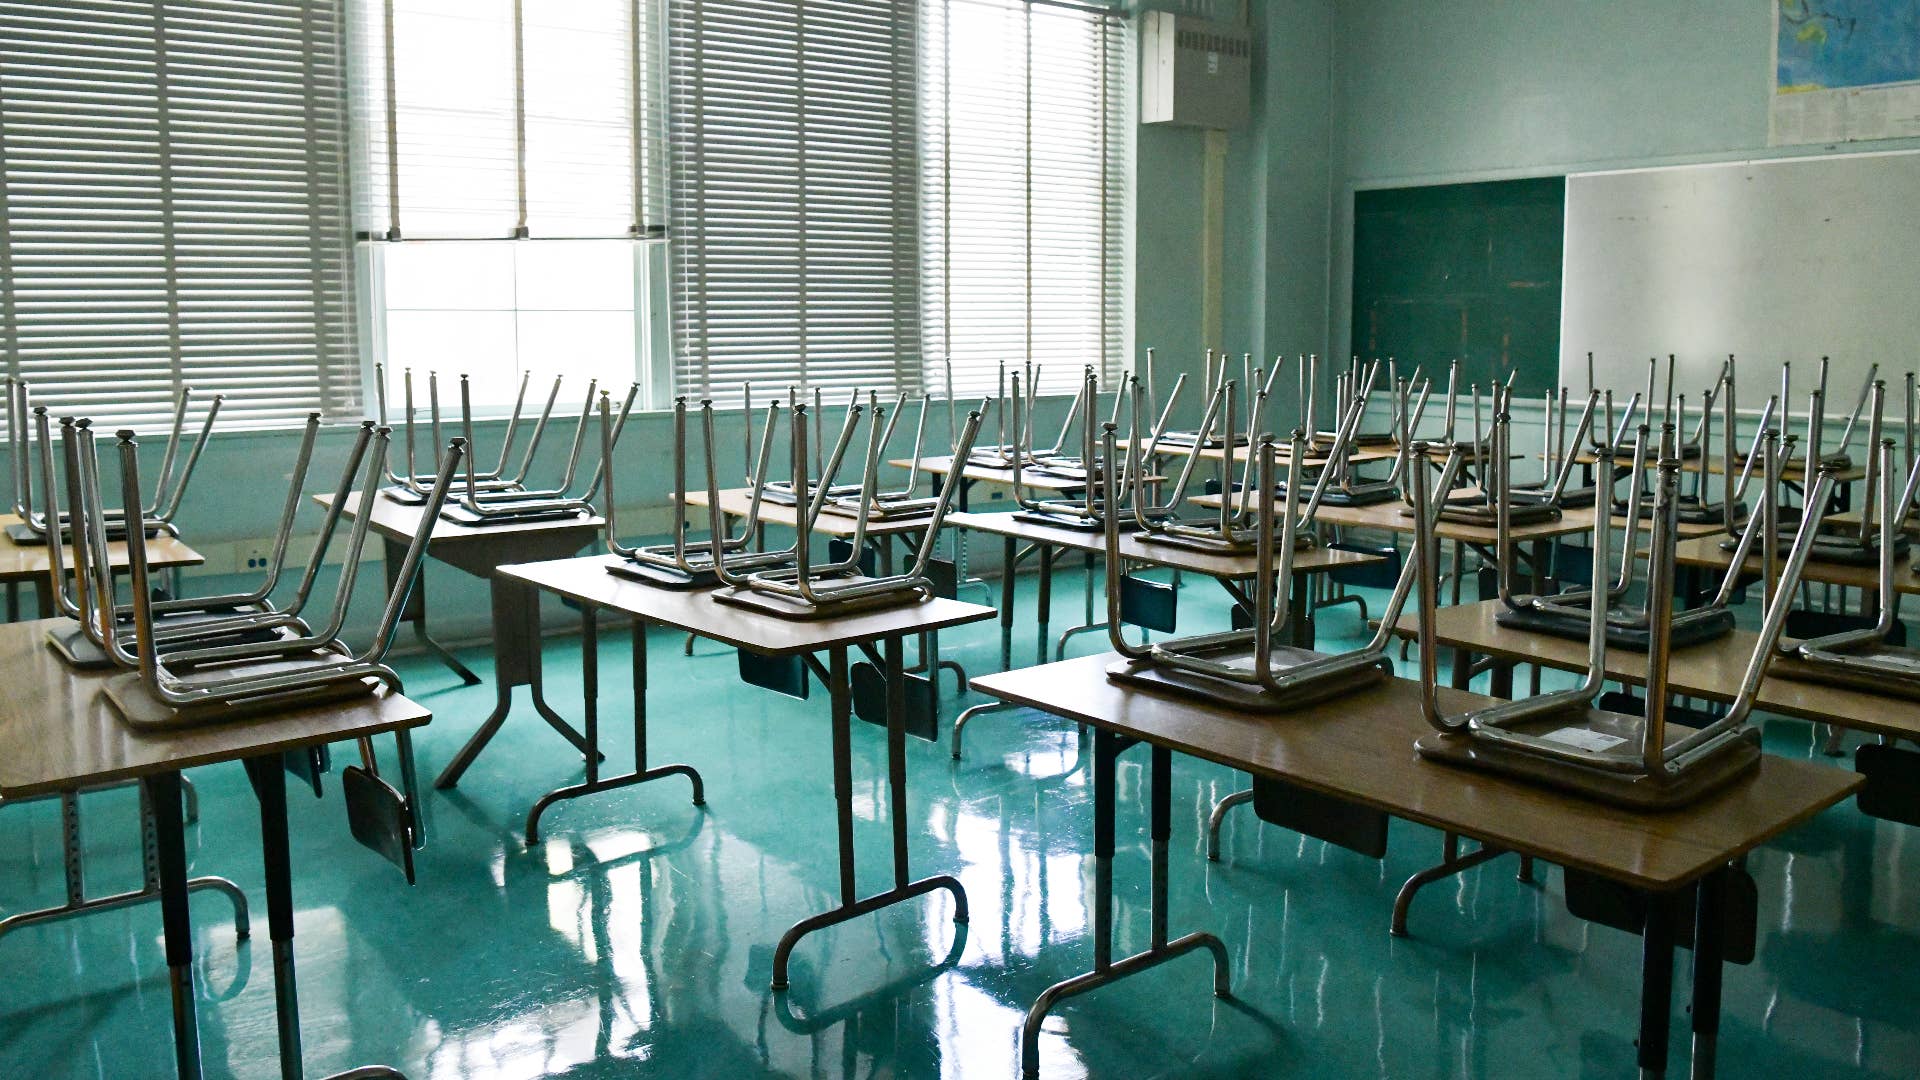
[458, 557, 987, 1010]
[976, 659, 1849, 1079]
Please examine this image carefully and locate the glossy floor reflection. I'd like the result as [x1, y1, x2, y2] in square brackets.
[1, 569, 1916, 1078]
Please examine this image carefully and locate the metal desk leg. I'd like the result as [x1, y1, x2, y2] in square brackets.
[1289, 568, 1314, 649]
[950, 700, 1022, 760]
[435, 575, 598, 789]
[524, 611, 705, 845]
[1451, 647, 1474, 691]
[147, 769, 202, 1080]
[246, 756, 408, 1080]
[1690, 869, 1727, 1079]
[1390, 832, 1512, 937]
[1020, 737, 1229, 1078]
[1035, 543, 1054, 666]
[33, 575, 53, 619]
[1205, 787, 1254, 861]
[0, 784, 247, 943]
[388, 537, 479, 687]
[770, 641, 968, 1000]
[5, 581, 16, 622]
[1529, 538, 1549, 696]
[1000, 535, 1017, 670]
[1639, 890, 1679, 1079]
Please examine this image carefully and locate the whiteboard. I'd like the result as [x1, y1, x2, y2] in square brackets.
[1560, 150, 1920, 416]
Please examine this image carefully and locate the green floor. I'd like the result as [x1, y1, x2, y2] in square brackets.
[2, 569, 1916, 1078]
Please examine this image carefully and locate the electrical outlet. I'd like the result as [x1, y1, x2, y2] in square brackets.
[240, 544, 271, 572]
[987, 489, 1004, 500]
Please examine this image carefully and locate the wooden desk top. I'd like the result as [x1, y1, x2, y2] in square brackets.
[1559, 451, 1868, 484]
[0, 619, 430, 799]
[1384, 598, 1920, 740]
[0, 514, 204, 584]
[315, 492, 604, 578]
[887, 454, 1092, 493]
[501, 554, 996, 655]
[1189, 493, 1601, 545]
[972, 653, 1860, 891]
[685, 487, 935, 538]
[1827, 507, 1920, 538]
[1667, 534, 1920, 594]
[1116, 439, 1402, 468]
[946, 510, 1385, 580]
[316, 492, 605, 546]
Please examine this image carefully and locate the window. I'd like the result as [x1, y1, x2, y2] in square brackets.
[350, 0, 667, 410]
[664, 0, 1128, 406]
[0, 0, 361, 429]
[665, 0, 923, 407]
[922, 0, 1128, 399]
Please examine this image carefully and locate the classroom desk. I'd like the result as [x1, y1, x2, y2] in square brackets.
[314, 491, 604, 688]
[971, 653, 1859, 1079]
[1827, 506, 1920, 537]
[887, 454, 1090, 503]
[683, 485, 936, 571]
[948, 509, 1382, 662]
[1562, 450, 1868, 484]
[491, 554, 995, 1001]
[0, 618, 430, 1080]
[1664, 533, 1920, 597]
[0, 512, 205, 621]
[1384, 597, 1920, 741]
[943, 510, 1387, 759]
[1115, 438, 1402, 467]
[1191, 493, 1721, 544]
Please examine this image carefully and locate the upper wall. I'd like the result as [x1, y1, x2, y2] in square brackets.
[1326, 0, 1920, 361]
[1335, 0, 1920, 186]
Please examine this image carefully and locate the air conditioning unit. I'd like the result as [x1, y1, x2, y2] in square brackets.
[1139, 12, 1251, 130]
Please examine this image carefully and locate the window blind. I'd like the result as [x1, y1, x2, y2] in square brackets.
[353, 0, 665, 241]
[0, 0, 361, 429]
[666, 0, 923, 406]
[922, 0, 1126, 398]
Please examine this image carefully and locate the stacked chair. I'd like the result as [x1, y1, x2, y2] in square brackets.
[1099, 359, 1430, 711]
[7, 377, 220, 544]
[1411, 422, 1838, 808]
[707, 392, 984, 619]
[49, 406, 462, 881]
[1773, 437, 1920, 697]
[1494, 408, 1760, 649]
[375, 363, 637, 525]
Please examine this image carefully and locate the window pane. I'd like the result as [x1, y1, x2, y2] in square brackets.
[514, 241, 636, 311]
[378, 239, 641, 412]
[381, 310, 520, 406]
[383, 242, 517, 310]
[922, 0, 1126, 399]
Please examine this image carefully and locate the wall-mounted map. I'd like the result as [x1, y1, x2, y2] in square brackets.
[1771, 0, 1920, 144]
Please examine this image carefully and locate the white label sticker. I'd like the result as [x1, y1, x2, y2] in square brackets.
[1540, 727, 1627, 753]
[1207, 52, 1220, 76]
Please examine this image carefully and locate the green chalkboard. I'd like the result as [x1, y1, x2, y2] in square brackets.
[1349, 176, 1564, 397]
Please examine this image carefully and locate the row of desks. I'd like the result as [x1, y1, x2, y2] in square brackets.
[1387, 597, 1920, 741]
[970, 654, 1859, 1078]
[2, 453, 1886, 1078]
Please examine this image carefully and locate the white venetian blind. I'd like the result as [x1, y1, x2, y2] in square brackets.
[922, 0, 1126, 398]
[0, 0, 361, 429]
[666, 0, 923, 406]
[354, 0, 663, 240]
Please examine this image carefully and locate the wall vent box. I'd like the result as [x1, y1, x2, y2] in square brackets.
[1139, 12, 1250, 130]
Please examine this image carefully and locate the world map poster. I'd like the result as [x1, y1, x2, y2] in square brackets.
[1771, 0, 1920, 144]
